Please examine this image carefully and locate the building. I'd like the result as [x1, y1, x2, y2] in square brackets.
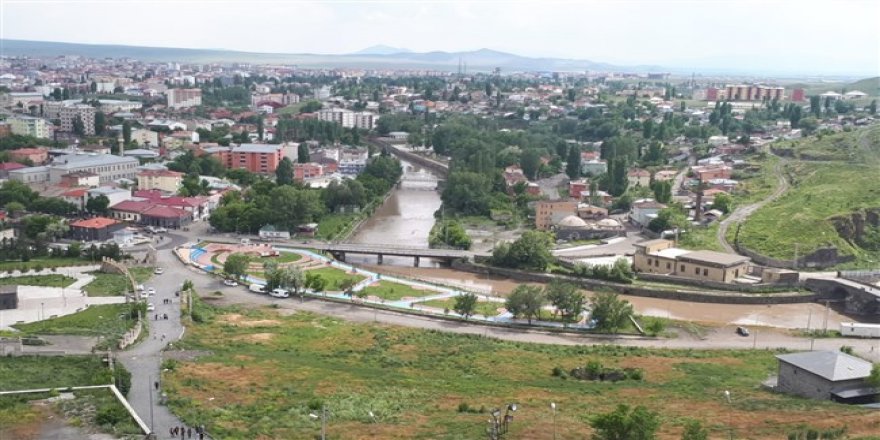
[137, 169, 183, 193]
[167, 88, 203, 109]
[580, 159, 607, 176]
[0, 286, 18, 311]
[8, 166, 50, 184]
[692, 165, 732, 182]
[60, 104, 96, 135]
[633, 239, 750, 283]
[630, 200, 667, 227]
[69, 216, 124, 241]
[294, 163, 324, 181]
[216, 144, 284, 174]
[133, 189, 211, 221]
[96, 99, 142, 113]
[125, 129, 160, 147]
[59, 171, 100, 188]
[553, 215, 623, 241]
[259, 225, 291, 240]
[722, 84, 785, 102]
[627, 168, 651, 187]
[109, 200, 192, 228]
[316, 108, 378, 129]
[338, 150, 368, 175]
[791, 88, 806, 102]
[88, 187, 132, 208]
[535, 200, 578, 231]
[9, 147, 49, 165]
[9, 116, 53, 139]
[775, 351, 879, 404]
[0, 162, 26, 179]
[48, 154, 140, 184]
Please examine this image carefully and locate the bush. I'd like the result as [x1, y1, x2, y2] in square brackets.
[95, 404, 128, 426]
[115, 365, 132, 396]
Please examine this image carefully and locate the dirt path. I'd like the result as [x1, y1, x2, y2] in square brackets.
[717, 158, 789, 253]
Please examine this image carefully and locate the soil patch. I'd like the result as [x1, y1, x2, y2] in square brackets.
[218, 313, 280, 327]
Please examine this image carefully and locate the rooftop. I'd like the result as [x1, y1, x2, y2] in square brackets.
[777, 351, 873, 382]
[233, 144, 281, 154]
[677, 250, 751, 267]
[70, 217, 119, 229]
[654, 248, 693, 259]
[51, 154, 138, 170]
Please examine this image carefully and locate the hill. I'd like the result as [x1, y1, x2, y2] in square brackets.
[353, 45, 411, 55]
[847, 76, 880, 96]
[0, 39, 661, 73]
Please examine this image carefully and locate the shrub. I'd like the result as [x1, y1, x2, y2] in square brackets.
[95, 404, 128, 426]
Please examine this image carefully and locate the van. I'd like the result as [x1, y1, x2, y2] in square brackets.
[249, 284, 266, 294]
[241, 238, 251, 245]
[270, 288, 289, 298]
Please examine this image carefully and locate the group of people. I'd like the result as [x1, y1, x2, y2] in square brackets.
[153, 313, 169, 320]
[162, 298, 173, 304]
[169, 424, 206, 439]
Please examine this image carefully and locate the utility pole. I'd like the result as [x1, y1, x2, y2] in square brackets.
[822, 300, 830, 336]
[148, 374, 155, 434]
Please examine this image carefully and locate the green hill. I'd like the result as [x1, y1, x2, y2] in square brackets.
[847, 77, 880, 96]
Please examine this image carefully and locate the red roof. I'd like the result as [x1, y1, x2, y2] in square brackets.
[133, 190, 205, 208]
[143, 205, 189, 219]
[111, 200, 154, 213]
[137, 169, 183, 178]
[62, 188, 88, 197]
[0, 162, 26, 171]
[10, 147, 47, 155]
[70, 217, 119, 229]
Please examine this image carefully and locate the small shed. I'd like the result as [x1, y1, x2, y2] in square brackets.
[259, 225, 291, 240]
[775, 351, 879, 404]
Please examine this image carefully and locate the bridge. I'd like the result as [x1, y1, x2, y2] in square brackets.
[804, 276, 880, 316]
[279, 243, 484, 267]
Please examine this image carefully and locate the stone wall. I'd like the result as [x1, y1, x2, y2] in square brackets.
[736, 244, 854, 270]
[636, 273, 799, 292]
[452, 262, 819, 305]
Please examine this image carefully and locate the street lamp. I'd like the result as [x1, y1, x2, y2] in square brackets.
[550, 402, 557, 440]
[487, 403, 517, 440]
[309, 405, 328, 440]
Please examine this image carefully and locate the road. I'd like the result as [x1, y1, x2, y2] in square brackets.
[717, 158, 789, 254]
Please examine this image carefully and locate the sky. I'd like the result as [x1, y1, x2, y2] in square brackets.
[1, 0, 878, 76]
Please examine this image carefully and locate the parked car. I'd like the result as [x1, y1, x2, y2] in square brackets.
[270, 288, 289, 298]
[736, 326, 750, 337]
[136, 284, 145, 292]
[147, 303, 155, 311]
[154, 227, 168, 233]
[147, 287, 156, 295]
[249, 284, 266, 293]
[154, 267, 164, 275]
[223, 279, 239, 287]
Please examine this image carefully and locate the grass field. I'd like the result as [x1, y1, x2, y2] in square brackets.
[83, 267, 154, 296]
[0, 274, 76, 288]
[317, 213, 359, 240]
[420, 297, 504, 317]
[0, 356, 140, 438]
[730, 154, 781, 206]
[737, 161, 880, 263]
[0, 258, 92, 272]
[677, 223, 726, 253]
[13, 303, 141, 350]
[162, 305, 876, 439]
[361, 281, 437, 300]
[305, 267, 366, 291]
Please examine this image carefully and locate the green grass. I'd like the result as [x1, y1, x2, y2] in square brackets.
[317, 213, 359, 240]
[420, 297, 504, 316]
[772, 126, 880, 163]
[0, 274, 76, 288]
[12, 303, 142, 350]
[360, 281, 438, 300]
[730, 154, 781, 206]
[0, 356, 140, 437]
[264, 252, 302, 264]
[305, 267, 366, 291]
[162, 305, 875, 439]
[83, 267, 154, 297]
[677, 223, 726, 252]
[0, 258, 92, 272]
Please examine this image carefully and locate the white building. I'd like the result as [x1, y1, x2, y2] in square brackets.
[9, 116, 53, 139]
[97, 99, 142, 113]
[317, 108, 378, 130]
[48, 154, 140, 184]
[60, 104, 96, 135]
[166, 88, 202, 109]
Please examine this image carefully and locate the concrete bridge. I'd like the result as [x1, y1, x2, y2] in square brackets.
[282, 243, 483, 267]
[373, 138, 449, 179]
[804, 277, 880, 316]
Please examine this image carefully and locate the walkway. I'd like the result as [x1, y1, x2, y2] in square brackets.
[718, 157, 789, 254]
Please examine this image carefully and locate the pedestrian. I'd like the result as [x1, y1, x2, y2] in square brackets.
[154, 381, 158, 390]
[199, 433, 203, 440]
[170, 427, 174, 437]
[188, 427, 192, 438]
[161, 333, 166, 340]
[173, 426, 178, 436]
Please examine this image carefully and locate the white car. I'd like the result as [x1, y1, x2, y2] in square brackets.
[136, 284, 145, 292]
[147, 303, 155, 311]
[223, 279, 239, 287]
[154, 227, 168, 233]
[147, 287, 156, 295]
[249, 284, 266, 293]
[270, 288, 289, 298]
[154, 267, 164, 275]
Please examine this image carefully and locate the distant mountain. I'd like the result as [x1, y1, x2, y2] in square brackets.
[848, 77, 880, 96]
[353, 45, 412, 55]
[0, 39, 665, 73]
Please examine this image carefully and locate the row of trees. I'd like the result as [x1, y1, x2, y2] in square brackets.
[505, 284, 635, 332]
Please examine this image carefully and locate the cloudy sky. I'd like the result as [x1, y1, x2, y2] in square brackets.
[2, 0, 878, 76]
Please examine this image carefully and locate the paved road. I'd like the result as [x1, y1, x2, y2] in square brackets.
[718, 158, 789, 253]
[553, 229, 643, 258]
[117, 245, 190, 440]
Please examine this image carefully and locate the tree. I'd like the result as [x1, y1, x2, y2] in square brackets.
[680, 420, 708, 440]
[453, 292, 478, 319]
[520, 149, 542, 180]
[866, 364, 880, 388]
[223, 253, 251, 281]
[256, 117, 264, 141]
[122, 122, 132, 145]
[4, 201, 25, 216]
[712, 193, 733, 214]
[505, 285, 545, 324]
[304, 272, 326, 294]
[86, 194, 110, 215]
[567, 146, 584, 178]
[62, 88, 70, 100]
[545, 281, 586, 326]
[90, 81, 97, 93]
[648, 207, 689, 234]
[651, 180, 672, 204]
[275, 157, 294, 186]
[491, 231, 555, 272]
[297, 143, 310, 163]
[52, 88, 62, 101]
[590, 404, 660, 440]
[590, 292, 634, 333]
[429, 220, 472, 250]
[72, 115, 85, 136]
[869, 99, 877, 115]
[94, 111, 106, 135]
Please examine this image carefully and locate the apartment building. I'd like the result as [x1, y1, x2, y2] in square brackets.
[535, 200, 578, 231]
[60, 104, 96, 135]
[633, 239, 750, 283]
[137, 169, 184, 193]
[317, 108, 378, 130]
[9, 116, 54, 139]
[167, 88, 203, 109]
[707, 85, 785, 102]
[217, 144, 283, 174]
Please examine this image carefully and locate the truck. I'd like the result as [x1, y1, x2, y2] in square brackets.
[249, 284, 266, 294]
[839, 322, 880, 338]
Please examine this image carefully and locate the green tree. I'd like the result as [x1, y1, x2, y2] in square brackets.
[712, 193, 733, 214]
[304, 272, 327, 294]
[505, 285, 545, 324]
[866, 364, 880, 388]
[545, 281, 586, 326]
[94, 111, 106, 135]
[648, 207, 689, 234]
[590, 404, 660, 440]
[297, 144, 310, 163]
[590, 291, 634, 333]
[223, 253, 251, 281]
[651, 180, 672, 204]
[86, 194, 110, 215]
[72, 115, 85, 136]
[429, 220, 472, 250]
[565, 144, 581, 179]
[453, 292, 478, 319]
[869, 99, 877, 115]
[62, 88, 70, 100]
[680, 420, 708, 440]
[4, 201, 25, 216]
[275, 157, 294, 185]
[122, 122, 132, 145]
[491, 231, 555, 271]
[90, 81, 97, 93]
[520, 149, 542, 180]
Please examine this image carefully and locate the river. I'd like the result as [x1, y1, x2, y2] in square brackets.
[348, 160, 443, 266]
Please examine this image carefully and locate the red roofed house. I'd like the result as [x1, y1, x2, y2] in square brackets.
[569, 180, 588, 199]
[9, 147, 48, 165]
[0, 162, 26, 179]
[627, 168, 652, 187]
[61, 188, 89, 211]
[69, 217, 124, 241]
[141, 205, 191, 229]
[133, 189, 210, 221]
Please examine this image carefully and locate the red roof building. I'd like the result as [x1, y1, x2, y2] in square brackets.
[69, 216, 123, 241]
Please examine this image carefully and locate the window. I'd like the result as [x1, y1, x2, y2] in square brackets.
[654, 259, 659, 267]
[695, 267, 699, 275]
[647, 258, 651, 265]
[666, 262, 671, 270]
[703, 268, 708, 276]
